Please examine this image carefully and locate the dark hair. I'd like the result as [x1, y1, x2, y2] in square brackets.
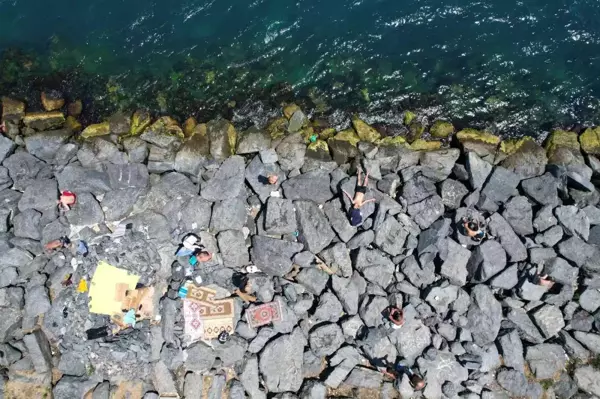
[232, 273, 249, 291]
[467, 222, 479, 231]
[349, 208, 363, 226]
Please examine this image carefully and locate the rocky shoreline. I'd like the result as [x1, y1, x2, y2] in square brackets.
[2, 94, 600, 398]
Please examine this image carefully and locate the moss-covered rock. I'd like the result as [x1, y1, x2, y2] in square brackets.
[500, 137, 548, 179]
[266, 117, 288, 140]
[328, 138, 359, 165]
[306, 139, 331, 161]
[183, 117, 197, 138]
[407, 121, 425, 143]
[81, 121, 110, 139]
[22, 111, 65, 131]
[64, 116, 82, 132]
[580, 127, 600, 156]
[190, 123, 207, 138]
[283, 103, 301, 120]
[410, 139, 442, 151]
[377, 136, 407, 147]
[207, 119, 237, 160]
[1, 97, 25, 120]
[352, 117, 381, 143]
[140, 116, 184, 148]
[430, 120, 455, 138]
[108, 112, 131, 135]
[456, 128, 501, 162]
[301, 127, 316, 143]
[174, 132, 210, 176]
[67, 100, 83, 116]
[318, 128, 336, 141]
[403, 111, 416, 126]
[129, 109, 152, 136]
[334, 129, 360, 147]
[41, 90, 64, 111]
[545, 129, 583, 165]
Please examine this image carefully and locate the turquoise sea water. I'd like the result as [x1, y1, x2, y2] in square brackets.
[1, 0, 600, 134]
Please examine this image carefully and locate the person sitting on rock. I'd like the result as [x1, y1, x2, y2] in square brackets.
[461, 217, 486, 242]
[381, 363, 426, 391]
[342, 168, 376, 226]
[385, 306, 405, 329]
[44, 236, 71, 253]
[232, 273, 256, 303]
[532, 273, 562, 293]
[57, 191, 77, 212]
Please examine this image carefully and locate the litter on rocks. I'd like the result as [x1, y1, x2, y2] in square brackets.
[182, 284, 235, 343]
[246, 300, 283, 328]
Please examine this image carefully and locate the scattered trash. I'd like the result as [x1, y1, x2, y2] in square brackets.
[76, 240, 89, 257]
[89, 261, 140, 315]
[58, 190, 77, 211]
[270, 190, 281, 198]
[77, 279, 88, 293]
[309, 134, 318, 142]
[181, 284, 234, 342]
[178, 286, 188, 298]
[246, 265, 261, 273]
[110, 222, 133, 239]
[123, 309, 136, 327]
[61, 273, 73, 287]
[218, 331, 230, 344]
[246, 300, 283, 328]
[315, 256, 337, 275]
[86, 326, 110, 340]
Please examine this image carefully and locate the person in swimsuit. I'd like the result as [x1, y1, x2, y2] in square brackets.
[461, 217, 486, 242]
[342, 168, 376, 226]
[58, 191, 77, 212]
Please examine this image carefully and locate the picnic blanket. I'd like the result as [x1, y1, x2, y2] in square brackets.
[182, 285, 234, 342]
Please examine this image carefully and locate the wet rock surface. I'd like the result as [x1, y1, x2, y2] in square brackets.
[1, 106, 600, 399]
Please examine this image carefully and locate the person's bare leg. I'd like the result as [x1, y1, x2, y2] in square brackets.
[364, 170, 370, 186]
[357, 167, 363, 186]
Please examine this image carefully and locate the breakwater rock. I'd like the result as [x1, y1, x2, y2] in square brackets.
[1, 94, 600, 398]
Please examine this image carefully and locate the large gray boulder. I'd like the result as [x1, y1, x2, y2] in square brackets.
[13, 209, 41, 240]
[466, 285, 502, 346]
[201, 156, 245, 202]
[402, 174, 436, 205]
[479, 167, 520, 211]
[502, 196, 534, 236]
[389, 318, 432, 363]
[498, 330, 525, 372]
[308, 323, 344, 356]
[265, 197, 297, 235]
[105, 163, 149, 190]
[3, 152, 45, 189]
[574, 366, 600, 396]
[251, 236, 304, 276]
[521, 173, 560, 206]
[295, 200, 335, 254]
[407, 195, 444, 229]
[466, 152, 492, 190]
[0, 135, 16, 163]
[354, 248, 395, 288]
[24, 129, 72, 162]
[282, 171, 333, 203]
[488, 213, 527, 262]
[439, 238, 471, 286]
[555, 205, 590, 240]
[66, 192, 104, 226]
[323, 198, 357, 243]
[259, 328, 306, 393]
[245, 155, 286, 203]
[57, 165, 111, 195]
[236, 127, 271, 154]
[210, 196, 246, 232]
[467, 240, 507, 282]
[526, 344, 567, 379]
[17, 178, 57, 212]
[374, 215, 409, 256]
[276, 133, 306, 171]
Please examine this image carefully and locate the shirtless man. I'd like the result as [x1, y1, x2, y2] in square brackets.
[342, 168, 376, 226]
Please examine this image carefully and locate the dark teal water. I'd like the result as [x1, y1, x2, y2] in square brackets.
[1, 0, 600, 134]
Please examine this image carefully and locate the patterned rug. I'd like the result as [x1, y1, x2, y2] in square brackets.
[183, 285, 234, 342]
[246, 300, 283, 329]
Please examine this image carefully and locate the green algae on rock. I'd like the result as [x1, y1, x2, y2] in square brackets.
[23, 111, 65, 132]
[580, 127, 600, 156]
[545, 129, 583, 165]
[499, 137, 548, 179]
[80, 121, 110, 139]
[351, 117, 381, 143]
[456, 128, 501, 163]
[410, 139, 442, 151]
[429, 120, 455, 139]
[129, 110, 152, 136]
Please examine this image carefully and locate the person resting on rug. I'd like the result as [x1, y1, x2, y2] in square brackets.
[342, 168, 376, 227]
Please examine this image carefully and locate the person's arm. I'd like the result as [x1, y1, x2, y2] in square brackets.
[342, 190, 354, 202]
[361, 198, 376, 206]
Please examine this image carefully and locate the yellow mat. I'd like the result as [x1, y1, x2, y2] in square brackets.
[89, 261, 140, 315]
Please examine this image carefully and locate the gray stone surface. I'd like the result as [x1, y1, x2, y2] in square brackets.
[17, 178, 57, 212]
[488, 213, 527, 262]
[526, 344, 567, 379]
[521, 173, 560, 206]
[574, 366, 600, 397]
[210, 196, 247, 232]
[374, 215, 409, 256]
[251, 236, 304, 276]
[295, 200, 335, 254]
[498, 330, 525, 372]
[555, 205, 590, 240]
[259, 328, 306, 393]
[467, 152, 492, 190]
[323, 198, 357, 243]
[282, 171, 332, 203]
[201, 156, 245, 201]
[467, 240, 507, 282]
[218, 230, 249, 267]
[354, 248, 395, 288]
[502, 196, 534, 236]
[407, 194, 444, 229]
[467, 285, 502, 346]
[440, 178, 469, 209]
[402, 174, 436, 205]
[480, 166, 520, 208]
[265, 197, 297, 235]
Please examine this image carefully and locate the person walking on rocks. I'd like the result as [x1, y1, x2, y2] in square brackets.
[343, 168, 376, 226]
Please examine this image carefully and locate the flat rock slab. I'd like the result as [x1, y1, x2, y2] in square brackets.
[323, 198, 357, 243]
[488, 213, 527, 263]
[250, 236, 304, 276]
[295, 200, 335, 254]
[264, 197, 297, 235]
[259, 328, 306, 393]
[245, 155, 286, 203]
[467, 285, 502, 346]
[374, 215, 409, 256]
[17, 178, 57, 212]
[282, 171, 333, 203]
[201, 156, 245, 202]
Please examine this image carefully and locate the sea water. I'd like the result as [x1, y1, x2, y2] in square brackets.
[1, 0, 600, 134]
